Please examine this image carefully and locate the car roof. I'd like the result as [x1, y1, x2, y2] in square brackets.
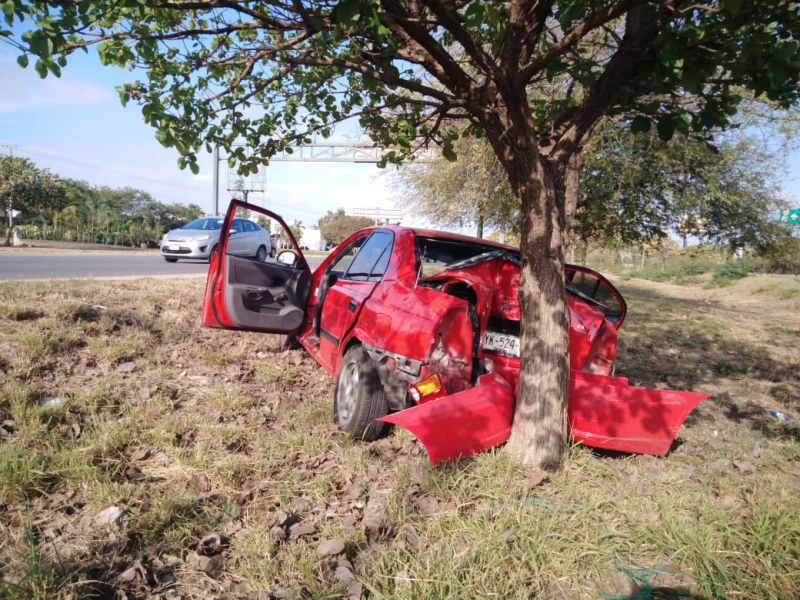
[363, 225, 517, 251]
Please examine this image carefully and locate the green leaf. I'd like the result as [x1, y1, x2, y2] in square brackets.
[769, 62, 789, 90]
[720, 0, 742, 14]
[674, 114, 690, 133]
[656, 116, 674, 141]
[189, 162, 199, 175]
[1, 1, 14, 18]
[464, 4, 485, 27]
[34, 58, 47, 79]
[442, 146, 457, 162]
[630, 116, 651, 134]
[16, 54, 28, 68]
[330, 0, 361, 26]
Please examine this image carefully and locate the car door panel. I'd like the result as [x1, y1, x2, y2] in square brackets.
[317, 231, 394, 367]
[319, 281, 376, 361]
[202, 199, 312, 333]
[224, 255, 311, 330]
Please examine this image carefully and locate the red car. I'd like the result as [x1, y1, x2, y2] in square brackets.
[203, 200, 707, 464]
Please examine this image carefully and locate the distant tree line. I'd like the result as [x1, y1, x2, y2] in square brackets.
[393, 118, 800, 272]
[1, 155, 204, 247]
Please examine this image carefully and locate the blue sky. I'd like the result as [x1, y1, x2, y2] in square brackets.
[0, 42, 401, 227]
[2, 39, 800, 232]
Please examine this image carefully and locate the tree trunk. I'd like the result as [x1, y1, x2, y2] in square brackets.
[504, 159, 570, 470]
[480, 90, 573, 470]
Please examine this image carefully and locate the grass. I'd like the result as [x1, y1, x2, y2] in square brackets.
[0, 275, 799, 599]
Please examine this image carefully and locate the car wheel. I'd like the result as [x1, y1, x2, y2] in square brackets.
[256, 245, 267, 262]
[270, 247, 276, 258]
[207, 245, 218, 263]
[163, 257, 178, 263]
[334, 345, 391, 441]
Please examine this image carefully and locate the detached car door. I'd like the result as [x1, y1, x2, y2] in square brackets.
[202, 200, 312, 334]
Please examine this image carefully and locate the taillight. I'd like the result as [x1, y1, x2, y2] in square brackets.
[409, 373, 447, 404]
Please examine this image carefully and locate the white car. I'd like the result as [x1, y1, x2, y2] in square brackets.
[160, 217, 276, 262]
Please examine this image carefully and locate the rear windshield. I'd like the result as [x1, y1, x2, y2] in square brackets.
[415, 235, 517, 277]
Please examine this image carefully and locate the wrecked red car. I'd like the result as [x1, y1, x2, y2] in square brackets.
[203, 200, 707, 464]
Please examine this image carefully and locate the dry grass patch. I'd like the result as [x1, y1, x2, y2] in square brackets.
[1, 276, 799, 599]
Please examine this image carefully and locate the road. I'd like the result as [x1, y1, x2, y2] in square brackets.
[0, 253, 326, 281]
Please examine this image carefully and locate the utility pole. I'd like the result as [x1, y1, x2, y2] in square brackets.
[212, 145, 219, 216]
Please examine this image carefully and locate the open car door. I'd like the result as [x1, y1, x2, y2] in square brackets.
[202, 200, 313, 334]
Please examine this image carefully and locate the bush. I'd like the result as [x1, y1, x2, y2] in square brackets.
[711, 260, 759, 287]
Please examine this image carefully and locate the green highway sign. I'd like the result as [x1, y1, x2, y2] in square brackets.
[779, 209, 800, 225]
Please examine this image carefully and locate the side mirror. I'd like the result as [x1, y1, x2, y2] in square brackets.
[277, 250, 298, 268]
[229, 228, 237, 235]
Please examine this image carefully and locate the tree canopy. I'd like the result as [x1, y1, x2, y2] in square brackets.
[318, 208, 374, 246]
[0, 155, 62, 245]
[575, 121, 795, 254]
[1, 158, 205, 246]
[7, 0, 800, 468]
[392, 134, 518, 238]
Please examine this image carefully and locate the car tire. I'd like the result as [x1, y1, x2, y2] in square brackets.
[270, 247, 276, 258]
[334, 345, 391, 441]
[256, 245, 267, 262]
[163, 257, 178, 263]
[207, 245, 218, 263]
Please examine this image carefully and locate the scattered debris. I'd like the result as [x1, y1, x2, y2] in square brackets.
[41, 396, 65, 410]
[707, 459, 729, 476]
[131, 448, 152, 461]
[362, 488, 390, 537]
[316, 538, 345, 557]
[289, 523, 316, 540]
[188, 553, 225, 578]
[770, 410, 791, 422]
[190, 472, 211, 493]
[95, 506, 125, 528]
[198, 533, 228, 556]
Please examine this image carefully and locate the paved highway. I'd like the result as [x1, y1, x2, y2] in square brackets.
[0, 253, 325, 281]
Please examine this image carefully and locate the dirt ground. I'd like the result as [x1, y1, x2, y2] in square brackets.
[1, 273, 799, 599]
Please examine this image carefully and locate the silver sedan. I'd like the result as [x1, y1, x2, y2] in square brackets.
[160, 217, 275, 262]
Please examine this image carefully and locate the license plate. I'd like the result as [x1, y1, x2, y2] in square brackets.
[168, 244, 179, 251]
[482, 331, 520, 358]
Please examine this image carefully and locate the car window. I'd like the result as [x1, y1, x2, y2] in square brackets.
[230, 219, 244, 233]
[344, 231, 393, 282]
[565, 268, 625, 324]
[327, 234, 370, 276]
[416, 236, 510, 278]
[242, 220, 256, 232]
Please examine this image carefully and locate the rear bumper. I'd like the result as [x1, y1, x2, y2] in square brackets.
[380, 370, 708, 464]
[378, 372, 514, 464]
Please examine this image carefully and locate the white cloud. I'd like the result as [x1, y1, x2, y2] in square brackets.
[0, 64, 115, 112]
